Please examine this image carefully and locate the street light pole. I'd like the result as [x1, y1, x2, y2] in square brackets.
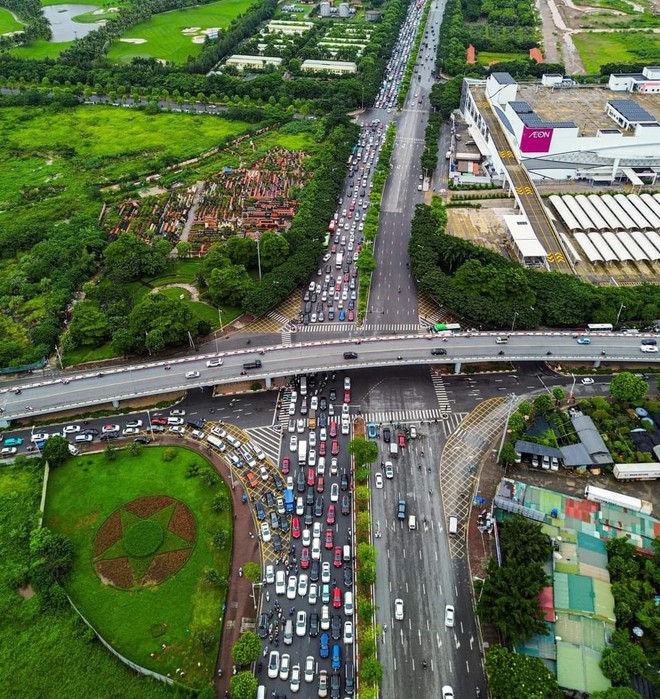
[256, 234, 262, 281]
[616, 303, 626, 326]
[511, 310, 519, 333]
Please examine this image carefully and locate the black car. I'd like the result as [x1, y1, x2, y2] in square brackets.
[258, 613, 269, 639]
[341, 495, 351, 516]
[397, 499, 407, 520]
[100, 432, 119, 441]
[343, 352, 358, 360]
[187, 418, 205, 430]
[304, 505, 314, 526]
[272, 473, 284, 491]
[331, 615, 342, 641]
[133, 436, 152, 445]
[270, 511, 279, 530]
[297, 471, 306, 493]
[306, 485, 315, 506]
[309, 613, 320, 637]
[331, 672, 341, 699]
[431, 348, 447, 356]
[310, 559, 320, 583]
[254, 502, 266, 521]
[340, 472, 350, 491]
[83, 427, 100, 436]
[318, 412, 327, 428]
[264, 491, 274, 508]
[343, 566, 353, 589]
[344, 662, 355, 696]
[330, 388, 337, 401]
[280, 515, 289, 534]
[272, 534, 283, 553]
[314, 495, 324, 518]
[382, 427, 391, 443]
[319, 397, 328, 411]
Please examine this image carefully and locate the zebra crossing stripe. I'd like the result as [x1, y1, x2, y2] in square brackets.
[281, 331, 292, 345]
[363, 408, 452, 424]
[431, 375, 450, 412]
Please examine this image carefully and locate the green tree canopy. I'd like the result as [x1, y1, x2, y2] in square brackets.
[29, 527, 74, 582]
[42, 436, 72, 468]
[65, 300, 111, 350]
[231, 631, 261, 667]
[590, 688, 643, 699]
[207, 265, 254, 307]
[485, 646, 562, 699]
[600, 630, 647, 685]
[226, 236, 257, 268]
[230, 670, 258, 699]
[103, 233, 170, 283]
[258, 231, 289, 271]
[243, 561, 261, 583]
[347, 437, 379, 467]
[609, 372, 649, 403]
[533, 393, 553, 415]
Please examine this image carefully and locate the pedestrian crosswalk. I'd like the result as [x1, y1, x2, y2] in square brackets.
[363, 408, 453, 424]
[432, 374, 451, 412]
[244, 426, 283, 466]
[441, 413, 468, 438]
[276, 390, 293, 431]
[268, 309, 292, 326]
[295, 323, 425, 334]
[363, 323, 426, 333]
[281, 330, 292, 345]
[420, 308, 458, 328]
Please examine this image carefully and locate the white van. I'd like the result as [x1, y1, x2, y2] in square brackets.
[257, 687, 266, 699]
[344, 591, 353, 616]
[343, 544, 351, 563]
[495, 337, 508, 344]
[408, 515, 416, 531]
[389, 442, 398, 458]
[75, 433, 93, 443]
[448, 516, 458, 536]
[68, 444, 80, 456]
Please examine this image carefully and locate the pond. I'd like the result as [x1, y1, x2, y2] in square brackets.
[42, 4, 101, 43]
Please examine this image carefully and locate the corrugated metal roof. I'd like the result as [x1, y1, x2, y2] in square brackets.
[515, 439, 562, 457]
[571, 414, 612, 464]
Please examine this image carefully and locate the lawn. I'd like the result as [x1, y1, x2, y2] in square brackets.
[0, 461, 175, 699]
[0, 7, 22, 34]
[107, 0, 256, 64]
[477, 50, 529, 65]
[572, 31, 660, 73]
[44, 446, 232, 689]
[10, 38, 73, 59]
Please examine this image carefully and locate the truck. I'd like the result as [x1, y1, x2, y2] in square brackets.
[243, 359, 262, 370]
[335, 252, 344, 270]
[584, 484, 652, 515]
[613, 463, 660, 482]
[298, 440, 308, 467]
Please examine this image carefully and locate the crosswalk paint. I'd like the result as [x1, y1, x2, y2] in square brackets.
[244, 426, 282, 465]
[296, 323, 425, 333]
[431, 374, 451, 412]
[442, 413, 468, 438]
[362, 408, 453, 424]
[267, 309, 291, 325]
[281, 331, 292, 345]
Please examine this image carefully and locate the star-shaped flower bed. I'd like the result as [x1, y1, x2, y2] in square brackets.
[93, 495, 196, 589]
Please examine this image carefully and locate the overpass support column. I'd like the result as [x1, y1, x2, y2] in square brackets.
[112, 399, 120, 408]
[454, 361, 462, 374]
[265, 377, 272, 389]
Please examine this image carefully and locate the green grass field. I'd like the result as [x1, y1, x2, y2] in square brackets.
[10, 38, 73, 59]
[572, 31, 660, 72]
[0, 7, 22, 34]
[0, 461, 175, 699]
[477, 50, 528, 65]
[107, 0, 255, 64]
[44, 446, 232, 689]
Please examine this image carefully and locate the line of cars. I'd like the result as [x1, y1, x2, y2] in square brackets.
[260, 374, 355, 698]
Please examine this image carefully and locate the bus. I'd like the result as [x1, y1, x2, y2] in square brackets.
[586, 323, 613, 332]
[432, 323, 461, 333]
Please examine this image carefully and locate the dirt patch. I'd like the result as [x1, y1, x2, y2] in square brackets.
[17, 584, 35, 599]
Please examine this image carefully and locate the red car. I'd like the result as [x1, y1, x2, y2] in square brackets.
[324, 529, 334, 550]
[246, 472, 258, 488]
[398, 431, 406, 448]
[344, 390, 351, 404]
[331, 244, 337, 254]
[151, 416, 167, 425]
[335, 280, 342, 291]
[317, 476, 325, 493]
[333, 546, 343, 568]
[329, 422, 337, 438]
[348, 310, 354, 322]
[343, 273, 349, 282]
[319, 441, 326, 456]
[331, 440, 339, 456]
[292, 517, 301, 538]
[300, 547, 311, 569]
[307, 467, 315, 486]
[326, 504, 336, 525]
[281, 457, 290, 475]
[332, 586, 342, 608]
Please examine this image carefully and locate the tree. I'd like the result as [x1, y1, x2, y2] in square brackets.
[42, 436, 72, 468]
[590, 689, 643, 699]
[66, 300, 111, 349]
[203, 567, 227, 588]
[600, 630, 647, 685]
[243, 561, 262, 583]
[258, 231, 289, 271]
[128, 442, 142, 457]
[609, 372, 649, 403]
[29, 527, 74, 581]
[508, 412, 525, 436]
[485, 646, 562, 699]
[498, 442, 518, 466]
[533, 393, 553, 415]
[347, 437, 379, 467]
[231, 631, 261, 666]
[230, 671, 258, 699]
[103, 232, 170, 282]
[207, 264, 254, 307]
[213, 493, 229, 513]
[176, 241, 192, 258]
[225, 236, 257, 268]
[360, 656, 383, 686]
[196, 628, 214, 651]
[104, 445, 117, 461]
[551, 387, 565, 404]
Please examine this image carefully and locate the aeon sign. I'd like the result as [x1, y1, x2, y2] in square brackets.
[520, 126, 554, 153]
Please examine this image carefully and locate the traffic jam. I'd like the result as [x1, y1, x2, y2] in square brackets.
[258, 373, 355, 698]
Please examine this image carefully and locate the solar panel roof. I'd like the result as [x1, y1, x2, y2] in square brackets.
[607, 99, 657, 124]
[491, 72, 516, 85]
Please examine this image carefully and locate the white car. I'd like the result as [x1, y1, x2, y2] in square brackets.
[330, 483, 339, 502]
[304, 655, 315, 683]
[279, 653, 291, 681]
[317, 457, 326, 476]
[309, 432, 317, 448]
[168, 426, 185, 435]
[442, 686, 454, 699]
[268, 650, 280, 679]
[259, 464, 269, 481]
[290, 435, 298, 451]
[260, 522, 271, 542]
[63, 425, 81, 434]
[313, 521, 321, 539]
[310, 396, 318, 411]
[445, 604, 455, 628]
[311, 538, 321, 561]
[296, 497, 304, 516]
[265, 564, 275, 585]
[375, 472, 383, 488]
[297, 419, 305, 434]
[276, 570, 286, 595]
[342, 403, 350, 415]
[320, 605, 330, 630]
[395, 598, 404, 620]
[1, 447, 17, 456]
[385, 461, 394, 479]
[318, 669, 328, 698]
[410, 426, 417, 439]
[343, 620, 353, 645]
[319, 427, 327, 441]
[287, 575, 297, 600]
[641, 345, 658, 353]
[581, 377, 594, 385]
[296, 610, 307, 637]
[211, 426, 227, 438]
[290, 664, 301, 693]
[126, 419, 143, 428]
[170, 409, 186, 416]
[206, 358, 223, 367]
[185, 371, 200, 379]
[308, 583, 318, 605]
[321, 561, 331, 584]
[101, 425, 119, 434]
[302, 528, 311, 547]
[298, 574, 309, 598]
[330, 457, 338, 475]
[309, 449, 317, 467]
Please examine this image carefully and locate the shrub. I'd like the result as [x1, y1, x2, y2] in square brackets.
[162, 448, 177, 462]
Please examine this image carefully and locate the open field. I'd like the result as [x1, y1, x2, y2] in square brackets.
[477, 50, 529, 65]
[10, 38, 73, 59]
[44, 446, 231, 688]
[572, 30, 660, 72]
[0, 7, 22, 34]
[0, 461, 175, 699]
[107, 0, 255, 64]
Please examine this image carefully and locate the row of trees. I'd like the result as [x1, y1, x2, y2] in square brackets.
[409, 200, 660, 331]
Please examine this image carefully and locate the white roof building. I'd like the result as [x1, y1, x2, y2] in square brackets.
[301, 59, 357, 74]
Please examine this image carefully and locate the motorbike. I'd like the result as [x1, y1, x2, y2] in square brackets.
[498, 350, 504, 356]
[164, 365, 171, 370]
